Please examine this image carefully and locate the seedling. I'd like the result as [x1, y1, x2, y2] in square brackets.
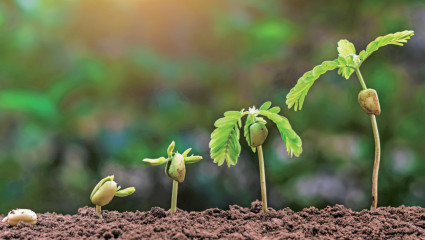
[286, 30, 414, 211]
[90, 175, 135, 219]
[2, 209, 37, 226]
[209, 102, 302, 213]
[143, 141, 202, 215]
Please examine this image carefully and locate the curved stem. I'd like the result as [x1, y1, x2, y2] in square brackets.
[355, 68, 381, 211]
[355, 68, 367, 90]
[96, 205, 102, 219]
[370, 114, 381, 211]
[171, 180, 178, 215]
[257, 145, 267, 213]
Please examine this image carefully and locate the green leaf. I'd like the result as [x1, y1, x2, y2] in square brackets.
[268, 106, 280, 114]
[184, 155, 203, 164]
[224, 111, 243, 118]
[115, 187, 135, 197]
[336, 55, 356, 79]
[243, 116, 256, 152]
[358, 50, 367, 60]
[337, 40, 356, 79]
[142, 157, 168, 166]
[286, 30, 413, 112]
[259, 110, 302, 157]
[286, 60, 339, 111]
[259, 101, 272, 110]
[360, 30, 414, 64]
[337, 39, 356, 58]
[210, 111, 245, 167]
[182, 148, 192, 157]
[167, 141, 175, 157]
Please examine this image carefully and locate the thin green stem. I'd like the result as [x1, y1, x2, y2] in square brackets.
[96, 205, 102, 219]
[171, 180, 178, 215]
[250, 113, 255, 123]
[257, 145, 267, 213]
[369, 114, 381, 211]
[355, 68, 367, 90]
[355, 68, 381, 211]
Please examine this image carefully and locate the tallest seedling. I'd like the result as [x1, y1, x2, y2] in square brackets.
[286, 30, 414, 211]
[209, 102, 302, 212]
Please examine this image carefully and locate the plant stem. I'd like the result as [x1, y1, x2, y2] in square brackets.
[355, 68, 367, 90]
[171, 180, 178, 215]
[257, 145, 267, 213]
[355, 68, 381, 211]
[370, 114, 381, 211]
[96, 205, 102, 219]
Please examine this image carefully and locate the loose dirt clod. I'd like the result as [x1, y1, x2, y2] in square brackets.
[1, 201, 425, 239]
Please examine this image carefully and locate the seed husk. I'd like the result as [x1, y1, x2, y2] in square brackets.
[166, 153, 186, 183]
[249, 122, 268, 147]
[91, 181, 118, 207]
[358, 89, 381, 115]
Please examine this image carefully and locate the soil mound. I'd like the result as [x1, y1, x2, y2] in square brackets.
[1, 201, 425, 239]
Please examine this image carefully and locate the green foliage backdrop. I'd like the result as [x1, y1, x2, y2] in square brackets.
[0, 0, 424, 214]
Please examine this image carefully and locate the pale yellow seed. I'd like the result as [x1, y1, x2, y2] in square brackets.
[91, 181, 118, 206]
[2, 209, 37, 226]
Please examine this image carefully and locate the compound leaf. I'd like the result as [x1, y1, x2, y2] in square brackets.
[210, 111, 245, 167]
[286, 30, 413, 112]
[243, 116, 255, 152]
[337, 40, 356, 79]
[259, 110, 302, 157]
[259, 101, 272, 110]
[286, 60, 339, 111]
[268, 106, 280, 114]
[361, 30, 414, 64]
[337, 39, 356, 58]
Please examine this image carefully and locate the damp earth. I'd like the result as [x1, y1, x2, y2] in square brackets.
[1, 201, 425, 239]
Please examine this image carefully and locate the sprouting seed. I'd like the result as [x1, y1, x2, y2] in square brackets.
[143, 141, 202, 215]
[90, 175, 135, 219]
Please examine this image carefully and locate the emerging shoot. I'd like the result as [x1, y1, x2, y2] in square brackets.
[90, 175, 135, 219]
[209, 102, 302, 213]
[286, 30, 414, 211]
[143, 141, 202, 215]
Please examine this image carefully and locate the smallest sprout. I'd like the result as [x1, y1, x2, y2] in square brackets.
[2, 209, 37, 226]
[90, 175, 135, 219]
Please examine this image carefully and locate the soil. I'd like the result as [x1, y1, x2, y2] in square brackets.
[1, 201, 425, 239]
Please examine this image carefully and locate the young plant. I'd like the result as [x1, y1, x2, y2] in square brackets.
[209, 102, 302, 213]
[143, 141, 202, 215]
[90, 175, 135, 219]
[286, 30, 414, 211]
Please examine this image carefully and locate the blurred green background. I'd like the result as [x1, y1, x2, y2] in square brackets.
[0, 0, 424, 214]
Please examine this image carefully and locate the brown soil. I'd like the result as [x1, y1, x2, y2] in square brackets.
[1, 201, 425, 239]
